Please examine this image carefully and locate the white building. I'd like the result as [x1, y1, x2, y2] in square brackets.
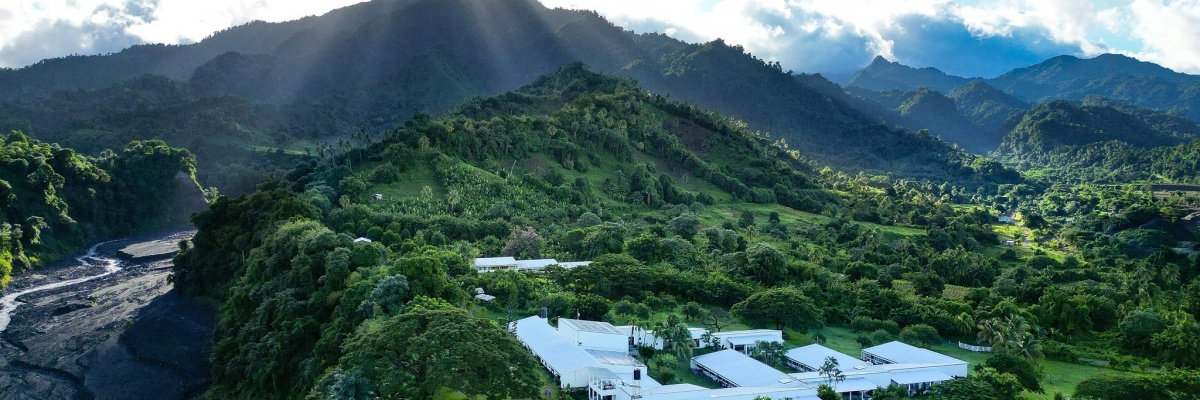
[691, 349, 807, 389]
[558, 318, 629, 352]
[511, 316, 606, 389]
[618, 326, 709, 350]
[472, 257, 591, 273]
[558, 261, 592, 269]
[711, 329, 784, 354]
[781, 342, 968, 397]
[472, 256, 518, 272]
[517, 258, 559, 272]
[861, 341, 969, 378]
[785, 344, 869, 372]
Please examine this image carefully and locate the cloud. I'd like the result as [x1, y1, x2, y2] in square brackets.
[542, 0, 1200, 76]
[2, 0, 1197, 76]
[0, 0, 369, 69]
[881, 13, 1085, 77]
[1128, 0, 1200, 74]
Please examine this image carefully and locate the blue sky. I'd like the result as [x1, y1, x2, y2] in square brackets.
[1, 0, 1198, 77]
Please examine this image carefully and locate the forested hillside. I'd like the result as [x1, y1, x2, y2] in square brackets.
[0, 0, 1006, 192]
[0, 134, 202, 287]
[174, 65, 1200, 400]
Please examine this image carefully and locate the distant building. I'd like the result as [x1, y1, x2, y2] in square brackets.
[998, 215, 1015, 224]
[472, 257, 591, 273]
[711, 329, 784, 354]
[510, 318, 971, 400]
[371, 193, 383, 201]
[618, 326, 709, 349]
[691, 349, 806, 388]
[473, 287, 495, 302]
[353, 237, 373, 244]
[558, 318, 628, 352]
[1003, 240, 1016, 246]
[472, 257, 518, 272]
[557, 261, 592, 269]
[785, 343, 967, 398]
[516, 259, 559, 272]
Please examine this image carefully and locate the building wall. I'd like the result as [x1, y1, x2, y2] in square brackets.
[561, 368, 592, 390]
[579, 331, 629, 352]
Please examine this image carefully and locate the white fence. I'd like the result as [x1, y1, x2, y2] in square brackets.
[958, 342, 992, 352]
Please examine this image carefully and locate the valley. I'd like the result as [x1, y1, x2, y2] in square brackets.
[0, 1, 1198, 399]
[0, 231, 212, 400]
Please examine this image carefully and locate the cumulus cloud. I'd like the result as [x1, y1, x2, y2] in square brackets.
[1128, 0, 1200, 74]
[0, 0, 368, 69]
[542, 0, 1200, 76]
[1, 0, 1197, 76]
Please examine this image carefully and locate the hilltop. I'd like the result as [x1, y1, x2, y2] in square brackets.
[0, 0, 1003, 191]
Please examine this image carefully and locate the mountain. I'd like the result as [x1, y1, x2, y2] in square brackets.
[0, 0, 1001, 189]
[894, 88, 992, 152]
[948, 80, 1029, 136]
[850, 54, 1200, 123]
[847, 56, 972, 93]
[998, 100, 1196, 157]
[838, 83, 1018, 153]
[989, 54, 1200, 113]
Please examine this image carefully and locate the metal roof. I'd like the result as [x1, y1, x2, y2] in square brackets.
[706, 387, 820, 399]
[712, 329, 782, 338]
[586, 349, 644, 366]
[889, 370, 954, 385]
[862, 341, 965, 365]
[560, 318, 625, 335]
[473, 257, 517, 267]
[692, 349, 807, 388]
[829, 378, 879, 393]
[557, 261, 592, 269]
[517, 259, 559, 270]
[510, 316, 597, 374]
[713, 330, 783, 346]
[785, 344, 869, 370]
[643, 384, 708, 395]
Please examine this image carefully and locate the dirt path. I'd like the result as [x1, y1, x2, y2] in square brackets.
[0, 231, 214, 400]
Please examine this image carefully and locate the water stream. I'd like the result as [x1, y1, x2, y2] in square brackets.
[0, 241, 121, 334]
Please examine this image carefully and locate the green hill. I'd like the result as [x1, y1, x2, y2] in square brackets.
[173, 65, 1018, 399]
[0, 0, 1004, 190]
[949, 80, 1029, 139]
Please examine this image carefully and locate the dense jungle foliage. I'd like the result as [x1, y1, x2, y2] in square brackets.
[0, 133, 201, 287]
[175, 65, 1200, 399]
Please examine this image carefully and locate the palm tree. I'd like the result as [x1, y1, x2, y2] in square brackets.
[654, 315, 694, 360]
[955, 312, 975, 337]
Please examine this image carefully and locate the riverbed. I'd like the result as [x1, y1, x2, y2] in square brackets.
[0, 231, 213, 400]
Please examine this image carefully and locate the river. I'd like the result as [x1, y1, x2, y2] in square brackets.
[0, 231, 213, 400]
[0, 241, 121, 335]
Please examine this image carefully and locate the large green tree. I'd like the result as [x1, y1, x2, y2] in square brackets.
[324, 303, 542, 399]
[731, 286, 822, 332]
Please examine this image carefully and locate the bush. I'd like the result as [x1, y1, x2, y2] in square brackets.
[899, 324, 942, 347]
[852, 317, 900, 335]
[1041, 340, 1078, 362]
[869, 329, 895, 345]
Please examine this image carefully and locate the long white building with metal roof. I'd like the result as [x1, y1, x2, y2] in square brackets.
[782, 342, 967, 397]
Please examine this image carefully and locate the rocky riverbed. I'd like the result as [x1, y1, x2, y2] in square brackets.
[0, 231, 213, 400]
